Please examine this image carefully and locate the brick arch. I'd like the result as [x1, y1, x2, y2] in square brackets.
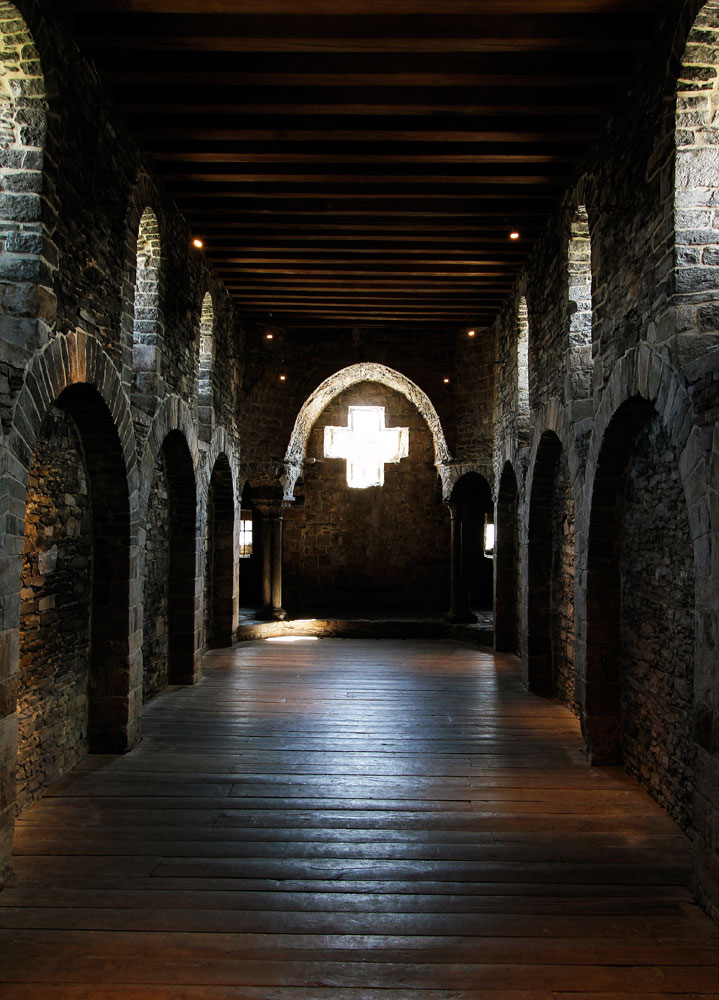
[578, 344, 707, 766]
[282, 362, 452, 499]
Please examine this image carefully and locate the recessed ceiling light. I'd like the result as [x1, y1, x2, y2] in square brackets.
[509, 230, 520, 240]
[265, 332, 274, 340]
[279, 374, 286, 381]
[467, 329, 476, 337]
[443, 377, 450, 384]
[192, 238, 204, 249]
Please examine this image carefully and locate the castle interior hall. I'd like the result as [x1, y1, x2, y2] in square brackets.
[1, 0, 719, 995]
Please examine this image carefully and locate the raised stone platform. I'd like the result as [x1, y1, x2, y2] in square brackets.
[234, 609, 494, 646]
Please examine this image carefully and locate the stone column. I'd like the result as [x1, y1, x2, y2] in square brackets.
[257, 500, 289, 621]
[446, 501, 478, 624]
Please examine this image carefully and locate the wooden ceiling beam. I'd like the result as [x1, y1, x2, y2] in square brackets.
[106, 69, 612, 87]
[64, 1, 666, 17]
[134, 126, 595, 142]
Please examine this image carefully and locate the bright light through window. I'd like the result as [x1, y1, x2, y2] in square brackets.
[239, 512, 253, 558]
[324, 405, 409, 488]
[484, 521, 495, 555]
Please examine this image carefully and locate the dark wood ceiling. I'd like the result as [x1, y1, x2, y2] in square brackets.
[64, 1, 672, 334]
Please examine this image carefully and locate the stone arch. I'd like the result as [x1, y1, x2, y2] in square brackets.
[0, 2, 58, 429]
[565, 203, 594, 400]
[140, 398, 200, 696]
[0, 331, 140, 880]
[517, 296, 530, 445]
[197, 291, 215, 442]
[205, 452, 235, 648]
[524, 400, 581, 705]
[494, 460, 520, 654]
[447, 471, 494, 621]
[580, 346, 707, 779]
[282, 362, 451, 499]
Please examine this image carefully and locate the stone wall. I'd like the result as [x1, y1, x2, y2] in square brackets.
[142, 449, 170, 702]
[490, 0, 718, 917]
[551, 457, 576, 713]
[622, 414, 695, 832]
[241, 325, 467, 484]
[17, 406, 91, 811]
[283, 382, 450, 615]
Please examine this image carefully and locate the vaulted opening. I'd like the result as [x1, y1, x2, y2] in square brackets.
[585, 397, 695, 832]
[18, 384, 131, 812]
[205, 453, 235, 648]
[526, 431, 576, 707]
[284, 381, 448, 615]
[142, 430, 197, 700]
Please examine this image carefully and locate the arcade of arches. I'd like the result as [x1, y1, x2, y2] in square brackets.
[1, 0, 719, 993]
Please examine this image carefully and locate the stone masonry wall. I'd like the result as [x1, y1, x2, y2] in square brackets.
[283, 382, 449, 615]
[142, 449, 170, 702]
[622, 414, 695, 833]
[551, 457, 577, 713]
[240, 325, 475, 485]
[17, 406, 91, 812]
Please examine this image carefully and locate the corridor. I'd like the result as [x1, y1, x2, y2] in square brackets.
[1, 638, 718, 997]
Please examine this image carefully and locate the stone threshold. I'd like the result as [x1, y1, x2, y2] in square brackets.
[234, 613, 494, 647]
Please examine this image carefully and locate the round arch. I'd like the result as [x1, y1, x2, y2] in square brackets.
[1, 331, 140, 881]
[494, 460, 520, 654]
[523, 398, 582, 705]
[282, 363, 452, 499]
[578, 346, 707, 765]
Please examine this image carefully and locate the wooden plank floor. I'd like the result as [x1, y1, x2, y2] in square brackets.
[1, 638, 718, 998]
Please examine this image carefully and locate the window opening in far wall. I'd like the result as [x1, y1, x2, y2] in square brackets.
[239, 510, 253, 558]
[324, 405, 409, 488]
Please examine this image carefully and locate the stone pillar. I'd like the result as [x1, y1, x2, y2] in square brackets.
[446, 501, 478, 624]
[257, 500, 289, 621]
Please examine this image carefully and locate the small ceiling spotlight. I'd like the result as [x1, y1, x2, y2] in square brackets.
[279, 373, 287, 382]
[443, 377, 450, 384]
[192, 238, 204, 249]
[467, 329, 476, 337]
[509, 229, 520, 240]
[265, 332, 274, 340]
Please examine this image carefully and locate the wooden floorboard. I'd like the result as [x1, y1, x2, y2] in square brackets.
[2, 638, 718, 997]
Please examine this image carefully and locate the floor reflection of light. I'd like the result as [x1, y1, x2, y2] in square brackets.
[265, 636, 319, 643]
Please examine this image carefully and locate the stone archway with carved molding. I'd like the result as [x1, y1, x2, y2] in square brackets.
[282, 363, 453, 499]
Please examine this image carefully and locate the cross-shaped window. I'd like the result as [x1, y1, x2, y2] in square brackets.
[324, 405, 409, 488]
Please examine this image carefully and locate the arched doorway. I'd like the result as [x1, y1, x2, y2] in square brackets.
[494, 462, 520, 653]
[238, 484, 263, 611]
[283, 380, 449, 615]
[143, 430, 197, 699]
[584, 397, 695, 832]
[526, 431, 576, 706]
[18, 384, 131, 812]
[205, 454, 235, 648]
[447, 472, 494, 623]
